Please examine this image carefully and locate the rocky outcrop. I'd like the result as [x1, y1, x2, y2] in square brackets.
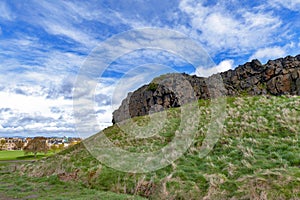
[112, 54, 300, 123]
[220, 55, 300, 96]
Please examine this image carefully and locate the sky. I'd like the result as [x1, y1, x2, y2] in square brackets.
[0, 0, 299, 138]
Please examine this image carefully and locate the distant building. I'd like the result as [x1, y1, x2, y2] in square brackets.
[0, 136, 82, 151]
[0, 138, 24, 150]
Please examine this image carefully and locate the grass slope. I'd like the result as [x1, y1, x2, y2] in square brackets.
[12, 96, 300, 199]
[0, 167, 145, 200]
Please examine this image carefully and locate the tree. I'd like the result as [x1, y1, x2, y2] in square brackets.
[0, 139, 6, 150]
[23, 137, 49, 158]
[14, 140, 25, 150]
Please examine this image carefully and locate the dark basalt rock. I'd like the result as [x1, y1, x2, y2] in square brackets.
[112, 54, 300, 123]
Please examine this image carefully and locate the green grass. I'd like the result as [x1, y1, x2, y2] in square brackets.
[4, 95, 300, 199]
[0, 166, 146, 200]
[0, 150, 55, 161]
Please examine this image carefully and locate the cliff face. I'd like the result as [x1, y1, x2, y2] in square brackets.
[112, 54, 300, 123]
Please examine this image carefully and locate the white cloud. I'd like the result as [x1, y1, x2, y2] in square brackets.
[196, 60, 234, 77]
[0, 1, 14, 21]
[269, 0, 300, 11]
[0, 91, 71, 117]
[13, 1, 99, 49]
[42, 22, 98, 48]
[17, 1, 141, 49]
[250, 46, 286, 62]
[0, 68, 116, 138]
[0, 88, 76, 137]
[178, 0, 283, 56]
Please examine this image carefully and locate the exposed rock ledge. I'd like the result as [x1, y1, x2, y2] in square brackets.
[112, 54, 300, 123]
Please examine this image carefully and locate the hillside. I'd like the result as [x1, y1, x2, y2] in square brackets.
[20, 95, 300, 199]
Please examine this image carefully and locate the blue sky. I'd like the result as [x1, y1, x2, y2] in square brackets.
[0, 0, 299, 138]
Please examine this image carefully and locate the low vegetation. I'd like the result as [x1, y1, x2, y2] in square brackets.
[147, 82, 158, 91]
[1, 95, 299, 199]
[0, 168, 145, 200]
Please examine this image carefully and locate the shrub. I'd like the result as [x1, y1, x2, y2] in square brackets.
[147, 82, 158, 91]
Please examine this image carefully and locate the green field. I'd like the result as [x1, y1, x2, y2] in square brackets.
[0, 150, 55, 161]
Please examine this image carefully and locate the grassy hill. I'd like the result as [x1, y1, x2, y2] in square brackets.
[16, 95, 300, 199]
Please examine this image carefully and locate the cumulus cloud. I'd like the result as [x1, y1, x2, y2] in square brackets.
[0, 108, 11, 113]
[0, 88, 75, 137]
[250, 47, 286, 62]
[50, 107, 63, 114]
[178, 0, 283, 56]
[195, 60, 234, 77]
